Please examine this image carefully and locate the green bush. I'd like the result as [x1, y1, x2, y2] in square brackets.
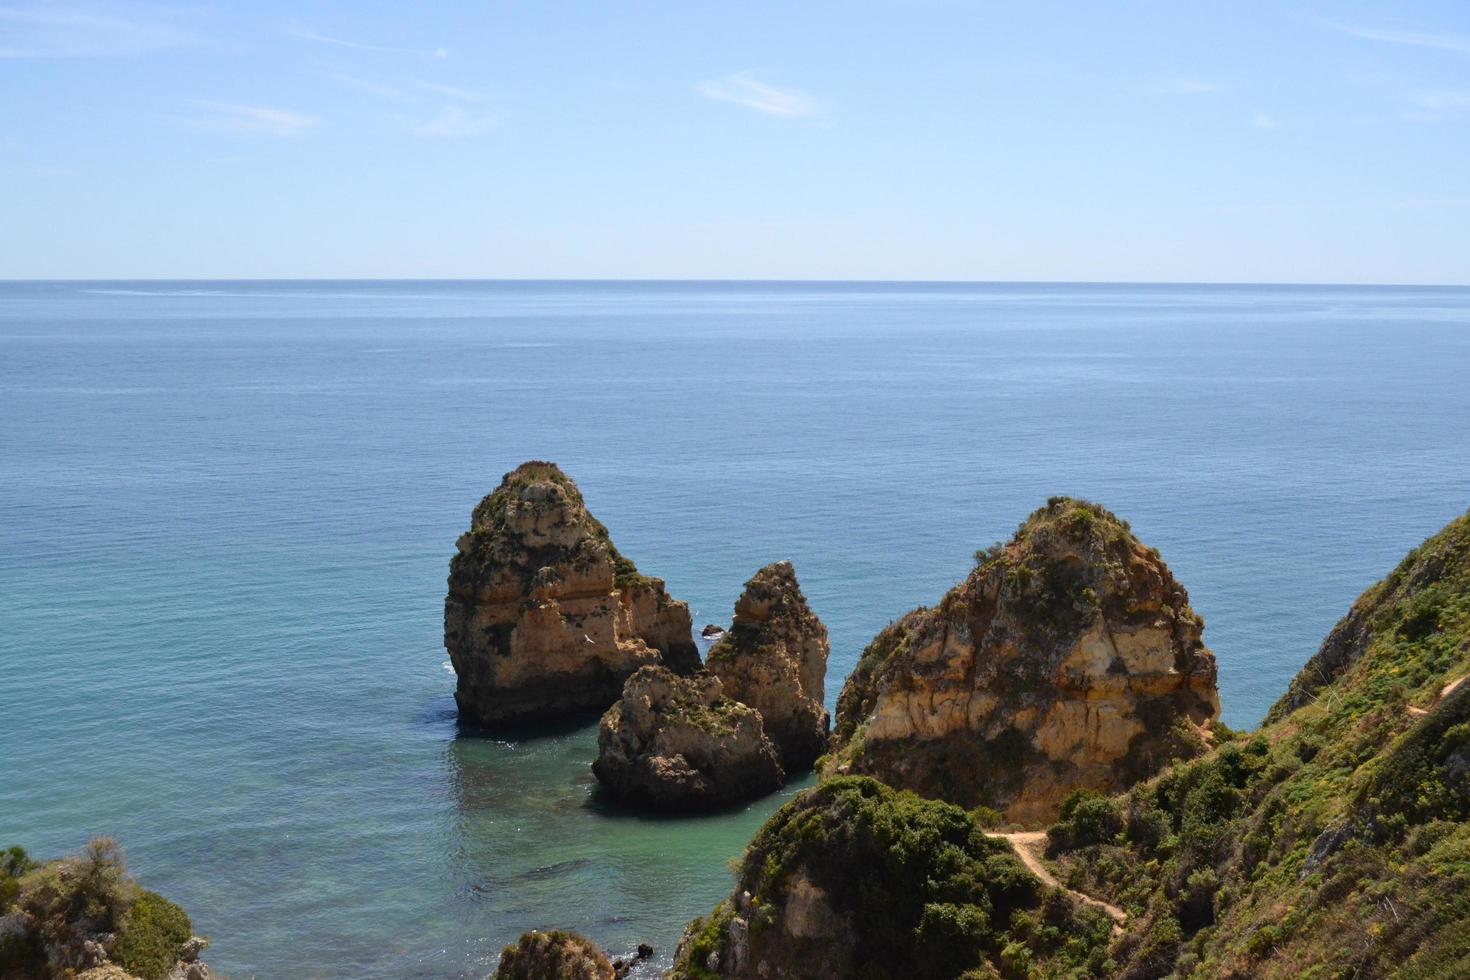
[1049, 790, 1123, 851]
[112, 889, 193, 980]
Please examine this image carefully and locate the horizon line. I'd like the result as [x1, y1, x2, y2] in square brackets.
[3, 276, 1470, 289]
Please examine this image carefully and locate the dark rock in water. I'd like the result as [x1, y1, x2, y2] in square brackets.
[610, 943, 654, 978]
[825, 497, 1219, 825]
[706, 561, 830, 772]
[494, 930, 614, 979]
[445, 462, 700, 727]
[593, 666, 783, 811]
[701, 624, 726, 638]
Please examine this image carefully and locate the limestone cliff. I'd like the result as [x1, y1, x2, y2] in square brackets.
[592, 666, 783, 810]
[445, 462, 700, 726]
[705, 562, 830, 771]
[827, 497, 1220, 824]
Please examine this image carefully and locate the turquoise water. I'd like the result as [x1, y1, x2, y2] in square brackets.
[2, 280, 1468, 977]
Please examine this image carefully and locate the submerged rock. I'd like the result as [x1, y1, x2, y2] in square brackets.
[494, 930, 615, 980]
[593, 666, 783, 810]
[827, 497, 1219, 825]
[706, 562, 830, 771]
[445, 462, 700, 727]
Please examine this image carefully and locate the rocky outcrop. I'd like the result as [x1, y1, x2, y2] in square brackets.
[593, 666, 783, 810]
[0, 838, 215, 980]
[668, 776, 1114, 979]
[493, 929, 615, 980]
[826, 497, 1220, 825]
[706, 562, 830, 771]
[445, 462, 700, 726]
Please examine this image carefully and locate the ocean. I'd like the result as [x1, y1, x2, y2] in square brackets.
[2, 280, 1467, 977]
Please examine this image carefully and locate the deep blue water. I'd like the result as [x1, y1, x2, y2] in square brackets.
[2, 280, 1468, 977]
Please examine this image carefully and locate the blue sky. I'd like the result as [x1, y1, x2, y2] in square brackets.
[2, 1, 1469, 282]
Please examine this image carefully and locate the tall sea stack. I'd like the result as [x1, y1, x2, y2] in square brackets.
[445, 462, 699, 727]
[706, 561, 830, 772]
[827, 497, 1220, 824]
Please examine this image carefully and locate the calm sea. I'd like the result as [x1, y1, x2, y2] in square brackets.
[2, 280, 1468, 977]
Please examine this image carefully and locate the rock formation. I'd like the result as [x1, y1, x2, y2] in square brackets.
[593, 666, 784, 810]
[706, 562, 830, 771]
[826, 497, 1220, 825]
[445, 462, 700, 726]
[0, 838, 215, 980]
[668, 776, 1115, 979]
[493, 929, 614, 980]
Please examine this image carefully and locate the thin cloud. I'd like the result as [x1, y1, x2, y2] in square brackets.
[1329, 22, 1470, 55]
[0, 3, 195, 58]
[1414, 90, 1470, 110]
[413, 79, 487, 102]
[1251, 112, 1281, 130]
[406, 105, 500, 137]
[323, 71, 412, 104]
[185, 101, 319, 136]
[697, 72, 823, 117]
[1151, 77, 1228, 95]
[284, 23, 447, 59]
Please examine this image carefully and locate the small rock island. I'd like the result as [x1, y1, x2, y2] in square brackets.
[593, 666, 784, 810]
[445, 462, 699, 727]
[826, 497, 1220, 824]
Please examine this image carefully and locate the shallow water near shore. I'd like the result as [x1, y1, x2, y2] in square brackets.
[2, 280, 1468, 977]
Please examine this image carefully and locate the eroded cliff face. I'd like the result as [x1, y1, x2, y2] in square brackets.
[827, 498, 1220, 825]
[592, 666, 783, 810]
[445, 462, 699, 727]
[706, 562, 830, 772]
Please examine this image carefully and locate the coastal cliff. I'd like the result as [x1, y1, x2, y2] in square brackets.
[706, 562, 830, 772]
[1042, 507, 1470, 978]
[668, 508, 1470, 979]
[826, 497, 1220, 824]
[592, 666, 783, 810]
[445, 462, 699, 726]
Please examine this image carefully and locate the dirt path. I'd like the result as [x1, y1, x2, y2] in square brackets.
[989, 831, 1126, 934]
[1406, 673, 1467, 719]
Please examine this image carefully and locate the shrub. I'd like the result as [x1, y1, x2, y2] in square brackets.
[112, 890, 193, 980]
[1049, 790, 1124, 851]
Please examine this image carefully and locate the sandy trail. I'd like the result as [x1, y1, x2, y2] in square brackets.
[988, 831, 1126, 934]
[1406, 672, 1467, 718]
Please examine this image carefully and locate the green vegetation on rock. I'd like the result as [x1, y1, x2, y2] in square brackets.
[670, 776, 1116, 979]
[1042, 509, 1470, 978]
[0, 837, 200, 980]
[493, 929, 615, 980]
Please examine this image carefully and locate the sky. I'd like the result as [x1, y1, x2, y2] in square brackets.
[2, 1, 1469, 283]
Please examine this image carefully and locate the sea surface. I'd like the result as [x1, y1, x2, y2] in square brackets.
[2, 280, 1468, 977]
